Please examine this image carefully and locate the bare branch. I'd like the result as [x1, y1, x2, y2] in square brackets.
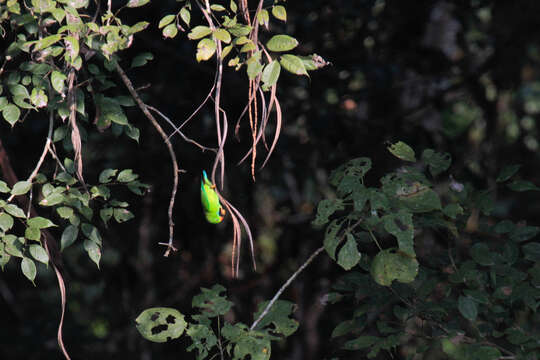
[250, 246, 324, 330]
[115, 63, 179, 257]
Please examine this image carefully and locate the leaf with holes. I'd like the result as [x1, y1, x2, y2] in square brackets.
[252, 300, 299, 337]
[383, 210, 414, 257]
[221, 323, 271, 360]
[192, 284, 233, 317]
[312, 199, 344, 226]
[422, 149, 451, 177]
[30, 87, 48, 108]
[136, 307, 187, 343]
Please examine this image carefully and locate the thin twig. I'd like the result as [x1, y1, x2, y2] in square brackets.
[146, 105, 217, 152]
[250, 246, 324, 330]
[116, 63, 179, 257]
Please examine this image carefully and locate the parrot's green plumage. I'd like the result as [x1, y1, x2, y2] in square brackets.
[201, 170, 225, 223]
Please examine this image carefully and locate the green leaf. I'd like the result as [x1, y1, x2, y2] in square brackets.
[2, 104, 21, 126]
[510, 226, 539, 242]
[213, 28, 231, 43]
[271, 5, 287, 21]
[51, 71, 67, 93]
[82, 223, 102, 244]
[99, 168, 118, 183]
[210, 4, 226, 11]
[470, 243, 494, 266]
[387, 141, 416, 162]
[266, 35, 298, 52]
[370, 249, 419, 286]
[312, 199, 344, 226]
[39, 192, 65, 206]
[261, 60, 281, 89]
[21, 257, 37, 284]
[4, 204, 26, 218]
[522, 242, 540, 262]
[25, 226, 41, 241]
[342, 336, 379, 350]
[113, 208, 134, 223]
[280, 54, 308, 76]
[61, 224, 79, 251]
[230, 0, 237, 13]
[398, 185, 442, 213]
[192, 284, 233, 317]
[196, 38, 217, 62]
[29, 244, 49, 264]
[422, 149, 451, 176]
[337, 233, 361, 270]
[507, 180, 540, 192]
[443, 203, 463, 219]
[34, 34, 62, 51]
[117, 169, 138, 182]
[64, 35, 79, 62]
[383, 210, 415, 256]
[496, 164, 521, 182]
[127, 0, 150, 7]
[246, 52, 263, 79]
[331, 320, 356, 338]
[458, 296, 478, 321]
[228, 24, 251, 37]
[56, 206, 74, 219]
[0, 181, 10, 193]
[135, 307, 187, 343]
[257, 9, 269, 27]
[324, 219, 344, 260]
[179, 7, 190, 26]
[188, 26, 213, 40]
[83, 239, 101, 268]
[186, 323, 217, 358]
[11, 180, 32, 196]
[131, 52, 153, 68]
[0, 242, 11, 270]
[100, 208, 113, 225]
[4, 235, 24, 257]
[27, 216, 55, 229]
[0, 212, 14, 231]
[162, 23, 178, 38]
[158, 14, 175, 29]
[252, 300, 299, 336]
[221, 323, 271, 360]
[30, 88, 49, 108]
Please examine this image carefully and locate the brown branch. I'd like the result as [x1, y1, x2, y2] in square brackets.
[115, 63, 179, 257]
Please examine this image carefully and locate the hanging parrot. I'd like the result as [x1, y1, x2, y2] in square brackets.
[200, 170, 226, 223]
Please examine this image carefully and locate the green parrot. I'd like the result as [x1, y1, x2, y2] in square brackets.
[200, 170, 226, 223]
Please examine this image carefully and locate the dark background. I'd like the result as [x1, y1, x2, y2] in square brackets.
[2, 0, 540, 359]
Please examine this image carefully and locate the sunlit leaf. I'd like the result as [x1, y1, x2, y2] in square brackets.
[388, 141, 416, 162]
[21, 257, 37, 284]
[266, 35, 298, 52]
[272, 5, 287, 21]
[279, 54, 307, 76]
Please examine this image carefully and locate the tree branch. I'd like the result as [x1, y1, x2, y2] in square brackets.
[115, 63, 179, 257]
